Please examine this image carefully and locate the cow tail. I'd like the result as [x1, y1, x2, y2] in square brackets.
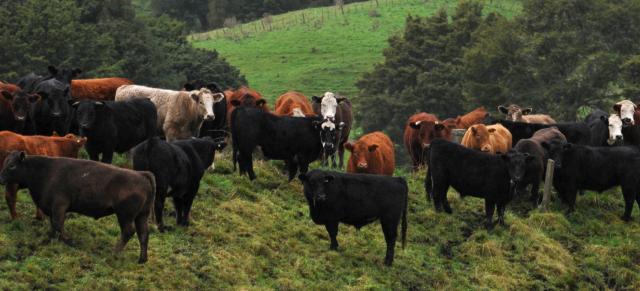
[401, 179, 408, 250]
[142, 171, 157, 224]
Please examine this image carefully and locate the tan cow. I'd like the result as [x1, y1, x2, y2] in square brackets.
[498, 104, 556, 124]
[461, 124, 512, 154]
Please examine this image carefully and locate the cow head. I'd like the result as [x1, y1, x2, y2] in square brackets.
[72, 100, 105, 135]
[48, 65, 81, 84]
[467, 124, 496, 153]
[63, 133, 88, 147]
[1, 90, 40, 121]
[317, 119, 344, 155]
[409, 120, 454, 149]
[502, 150, 534, 185]
[344, 139, 378, 172]
[605, 114, 623, 145]
[498, 104, 532, 122]
[541, 140, 571, 169]
[37, 81, 70, 118]
[0, 151, 26, 186]
[312, 92, 346, 121]
[230, 94, 267, 109]
[298, 170, 335, 205]
[613, 100, 637, 126]
[190, 88, 224, 121]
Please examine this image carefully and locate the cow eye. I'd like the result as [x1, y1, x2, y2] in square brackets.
[9, 164, 16, 170]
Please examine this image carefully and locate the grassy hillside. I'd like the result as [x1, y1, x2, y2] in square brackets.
[0, 151, 639, 289]
[191, 0, 522, 102]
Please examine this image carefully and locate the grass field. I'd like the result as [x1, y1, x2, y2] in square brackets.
[0, 150, 640, 289]
[191, 0, 522, 103]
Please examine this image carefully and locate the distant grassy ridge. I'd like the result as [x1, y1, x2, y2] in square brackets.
[1, 151, 640, 289]
[191, 0, 522, 102]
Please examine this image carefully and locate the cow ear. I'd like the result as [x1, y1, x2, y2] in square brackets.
[18, 151, 26, 161]
[311, 96, 322, 103]
[434, 123, 445, 131]
[47, 65, 58, 76]
[324, 175, 334, 183]
[0, 90, 12, 101]
[368, 144, 379, 152]
[28, 94, 41, 103]
[613, 104, 622, 113]
[298, 173, 308, 182]
[183, 83, 195, 91]
[522, 108, 532, 115]
[488, 128, 496, 133]
[94, 101, 104, 106]
[256, 99, 267, 107]
[72, 68, 82, 78]
[409, 121, 421, 129]
[498, 105, 508, 114]
[336, 96, 346, 103]
[71, 101, 80, 108]
[207, 82, 222, 93]
[344, 142, 353, 152]
[471, 126, 477, 134]
[230, 99, 241, 106]
[600, 115, 608, 124]
[190, 92, 200, 101]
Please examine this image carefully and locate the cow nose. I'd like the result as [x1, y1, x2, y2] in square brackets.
[357, 162, 368, 169]
[481, 147, 491, 152]
[205, 114, 214, 120]
[15, 115, 26, 121]
[422, 143, 430, 149]
[51, 111, 62, 117]
[616, 135, 623, 140]
[80, 123, 90, 128]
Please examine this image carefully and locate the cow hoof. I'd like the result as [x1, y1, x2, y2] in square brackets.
[621, 215, 632, 222]
[384, 259, 393, 266]
[138, 257, 148, 264]
[329, 245, 338, 251]
[485, 222, 494, 231]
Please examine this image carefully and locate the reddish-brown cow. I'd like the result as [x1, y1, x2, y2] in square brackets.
[403, 112, 454, 170]
[274, 91, 315, 117]
[0, 81, 19, 94]
[345, 131, 395, 176]
[225, 86, 269, 125]
[448, 107, 488, 129]
[71, 78, 133, 101]
[0, 131, 87, 219]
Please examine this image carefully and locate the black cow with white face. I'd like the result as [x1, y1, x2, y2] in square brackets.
[73, 99, 157, 164]
[299, 170, 408, 266]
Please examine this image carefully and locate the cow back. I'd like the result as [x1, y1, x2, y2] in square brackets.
[71, 78, 134, 101]
[274, 91, 315, 117]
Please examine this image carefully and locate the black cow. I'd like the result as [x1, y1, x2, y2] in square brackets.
[17, 72, 46, 93]
[298, 170, 408, 266]
[132, 136, 226, 231]
[31, 78, 74, 135]
[0, 90, 39, 134]
[73, 99, 157, 164]
[426, 139, 513, 229]
[231, 106, 324, 181]
[485, 117, 591, 145]
[0, 151, 155, 263]
[584, 109, 613, 146]
[183, 81, 228, 140]
[543, 142, 640, 220]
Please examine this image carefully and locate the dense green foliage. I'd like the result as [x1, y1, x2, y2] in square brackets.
[0, 0, 245, 88]
[1, 152, 640, 289]
[149, 0, 368, 31]
[355, 0, 640, 142]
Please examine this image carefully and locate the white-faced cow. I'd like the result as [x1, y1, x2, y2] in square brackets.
[311, 92, 353, 168]
[115, 85, 224, 141]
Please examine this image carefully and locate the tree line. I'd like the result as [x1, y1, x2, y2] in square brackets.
[353, 0, 640, 144]
[0, 0, 246, 89]
[147, 0, 367, 31]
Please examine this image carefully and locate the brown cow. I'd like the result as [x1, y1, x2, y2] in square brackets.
[0, 81, 19, 94]
[0, 131, 87, 219]
[226, 86, 269, 125]
[498, 104, 556, 124]
[447, 107, 488, 129]
[71, 78, 133, 101]
[403, 112, 453, 170]
[274, 91, 315, 117]
[461, 124, 512, 154]
[345, 131, 395, 176]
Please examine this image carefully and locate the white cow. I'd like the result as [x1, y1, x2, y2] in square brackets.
[613, 100, 637, 126]
[115, 85, 224, 141]
[607, 114, 624, 145]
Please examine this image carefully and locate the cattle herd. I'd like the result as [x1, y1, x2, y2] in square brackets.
[0, 66, 639, 267]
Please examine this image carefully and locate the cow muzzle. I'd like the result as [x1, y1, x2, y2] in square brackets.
[357, 162, 368, 169]
[622, 118, 634, 126]
[14, 115, 26, 121]
[205, 114, 215, 120]
[51, 111, 62, 117]
[481, 146, 491, 152]
[421, 143, 430, 149]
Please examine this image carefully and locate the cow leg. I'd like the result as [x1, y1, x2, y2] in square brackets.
[321, 151, 328, 167]
[49, 203, 72, 245]
[172, 196, 185, 226]
[324, 222, 339, 250]
[621, 186, 636, 222]
[88, 150, 100, 162]
[380, 217, 398, 266]
[154, 196, 167, 232]
[5, 183, 18, 220]
[287, 159, 298, 182]
[338, 143, 345, 169]
[331, 154, 337, 168]
[497, 203, 507, 226]
[484, 200, 496, 230]
[114, 214, 136, 253]
[424, 168, 433, 202]
[35, 207, 45, 221]
[134, 209, 150, 264]
[530, 178, 541, 206]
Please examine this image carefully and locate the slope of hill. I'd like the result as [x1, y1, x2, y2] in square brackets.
[191, 0, 522, 102]
[0, 151, 639, 289]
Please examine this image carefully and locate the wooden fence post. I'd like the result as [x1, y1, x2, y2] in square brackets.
[539, 159, 555, 211]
